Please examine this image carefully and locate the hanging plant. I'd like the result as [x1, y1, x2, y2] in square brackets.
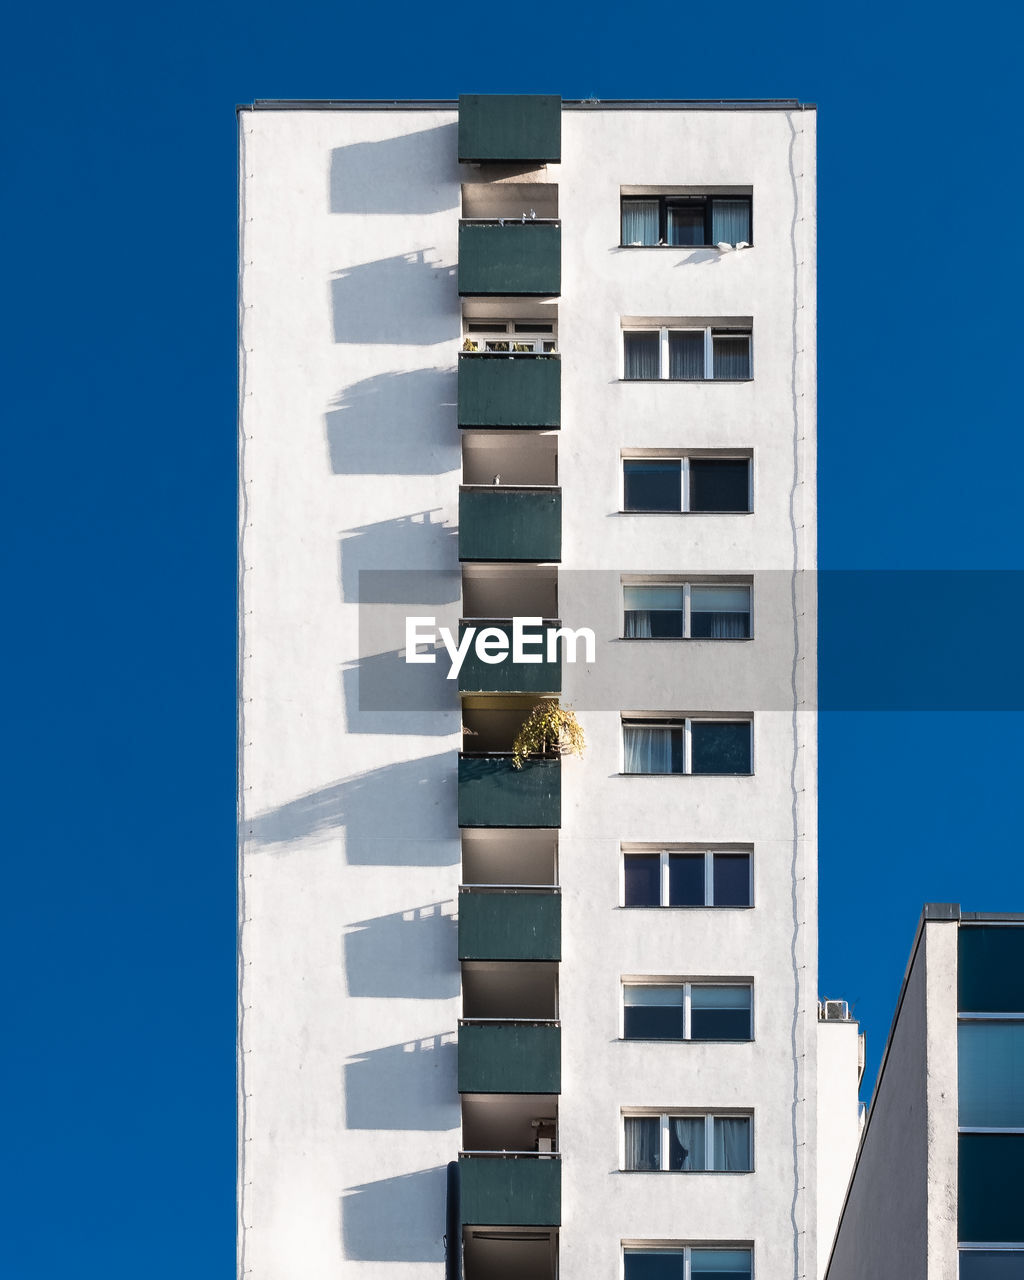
[512, 701, 586, 770]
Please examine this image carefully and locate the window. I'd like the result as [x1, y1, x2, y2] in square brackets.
[622, 719, 753, 775]
[622, 983, 753, 1041]
[621, 194, 752, 247]
[622, 457, 751, 513]
[463, 321, 557, 354]
[623, 583, 751, 639]
[958, 1250, 1024, 1278]
[623, 328, 752, 380]
[623, 850, 752, 908]
[623, 1246, 753, 1280]
[623, 1112, 752, 1171]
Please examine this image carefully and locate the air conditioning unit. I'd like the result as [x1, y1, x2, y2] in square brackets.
[818, 999, 850, 1021]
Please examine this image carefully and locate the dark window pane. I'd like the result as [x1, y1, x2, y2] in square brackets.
[624, 988, 685, 1039]
[624, 331, 660, 379]
[959, 1134, 1024, 1242]
[959, 1252, 1024, 1279]
[624, 1116, 661, 1170]
[624, 854, 661, 907]
[711, 198, 752, 245]
[624, 460, 681, 511]
[667, 204, 705, 245]
[691, 1250, 752, 1280]
[712, 854, 752, 906]
[689, 459, 750, 512]
[712, 334, 751, 379]
[670, 728, 685, 774]
[691, 986, 752, 1040]
[668, 330, 705, 379]
[691, 611, 750, 638]
[624, 1251, 685, 1280]
[691, 722, 752, 775]
[668, 854, 705, 905]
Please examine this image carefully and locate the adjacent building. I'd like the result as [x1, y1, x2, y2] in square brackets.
[826, 906, 1024, 1280]
[238, 94, 860, 1280]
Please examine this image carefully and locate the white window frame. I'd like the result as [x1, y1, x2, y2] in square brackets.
[620, 454, 754, 513]
[622, 1243, 755, 1280]
[621, 327, 752, 381]
[620, 980, 754, 1041]
[464, 320, 558, 354]
[620, 848, 754, 908]
[621, 580, 753, 640]
[621, 1110, 754, 1172]
[621, 717, 755, 776]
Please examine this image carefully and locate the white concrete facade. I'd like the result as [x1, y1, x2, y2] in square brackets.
[239, 99, 854, 1280]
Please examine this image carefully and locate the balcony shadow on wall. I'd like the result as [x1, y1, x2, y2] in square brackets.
[330, 124, 460, 215]
[345, 1035, 459, 1130]
[341, 1166, 446, 1261]
[344, 902, 458, 999]
[325, 368, 459, 475]
[247, 753, 458, 864]
[342, 651, 459, 735]
[339, 511, 459, 604]
[331, 252, 460, 345]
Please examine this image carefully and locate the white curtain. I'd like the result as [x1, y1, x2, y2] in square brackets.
[668, 330, 705, 379]
[624, 611, 652, 638]
[624, 332, 660, 379]
[624, 1116, 660, 1170]
[624, 726, 672, 773]
[691, 585, 750, 638]
[671, 1117, 706, 1171]
[622, 199, 659, 245]
[711, 199, 751, 245]
[713, 1117, 751, 1170]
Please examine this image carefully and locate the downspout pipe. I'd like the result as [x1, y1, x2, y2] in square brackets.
[445, 1160, 463, 1280]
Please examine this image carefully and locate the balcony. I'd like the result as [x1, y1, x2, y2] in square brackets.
[459, 888, 561, 961]
[458, 1020, 561, 1093]
[458, 622, 562, 695]
[458, 354, 560, 430]
[459, 1153, 561, 1226]
[459, 222, 561, 297]
[458, 754, 561, 828]
[459, 487, 561, 563]
[458, 94, 561, 165]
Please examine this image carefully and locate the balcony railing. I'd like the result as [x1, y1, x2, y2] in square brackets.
[458, 1019, 561, 1094]
[459, 886, 561, 961]
[458, 353, 560, 429]
[459, 1151, 561, 1226]
[458, 94, 562, 165]
[458, 222, 561, 297]
[457, 621, 562, 694]
[459, 486, 561, 563]
[458, 754, 561, 828]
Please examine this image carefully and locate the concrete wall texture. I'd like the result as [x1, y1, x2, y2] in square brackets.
[239, 101, 854, 1280]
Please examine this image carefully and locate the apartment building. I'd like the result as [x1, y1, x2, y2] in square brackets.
[238, 94, 859, 1280]
[826, 907, 1024, 1280]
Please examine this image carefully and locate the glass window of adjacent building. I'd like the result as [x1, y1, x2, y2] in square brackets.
[622, 849, 753, 908]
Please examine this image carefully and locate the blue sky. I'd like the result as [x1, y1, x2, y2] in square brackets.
[3, 1, 1021, 1274]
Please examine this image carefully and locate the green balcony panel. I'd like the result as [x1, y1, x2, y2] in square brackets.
[458, 624, 561, 695]
[959, 925, 1024, 1012]
[458, 355, 560, 429]
[458, 1022, 561, 1094]
[459, 488, 561, 563]
[458, 95, 561, 164]
[458, 223, 561, 297]
[959, 1134, 1024, 1241]
[458, 755, 561, 828]
[459, 891, 561, 961]
[459, 1155, 561, 1227]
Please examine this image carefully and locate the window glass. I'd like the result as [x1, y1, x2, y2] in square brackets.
[624, 1250, 684, 1280]
[667, 203, 705, 245]
[624, 854, 661, 907]
[623, 724, 683, 774]
[622, 199, 659, 246]
[668, 854, 705, 906]
[624, 1115, 661, 1170]
[669, 1115, 706, 1169]
[624, 985, 685, 1039]
[712, 334, 751, 379]
[624, 585, 685, 638]
[691, 986, 752, 1040]
[711, 199, 751, 245]
[688, 459, 750, 512]
[712, 854, 752, 907]
[624, 331, 661, 379]
[691, 585, 751, 639]
[623, 459, 681, 511]
[713, 1116, 751, 1170]
[668, 330, 705, 379]
[691, 721, 752, 775]
[958, 1252, 1024, 1279]
[690, 1249, 752, 1279]
[959, 1022, 1024, 1127]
